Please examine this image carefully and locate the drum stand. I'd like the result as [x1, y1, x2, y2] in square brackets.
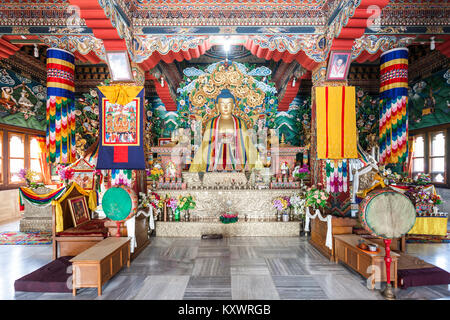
[382, 238, 396, 300]
[116, 221, 121, 237]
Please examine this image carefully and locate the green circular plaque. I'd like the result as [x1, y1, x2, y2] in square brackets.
[102, 187, 132, 221]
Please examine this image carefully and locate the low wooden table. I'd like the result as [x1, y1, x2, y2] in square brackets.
[70, 237, 131, 296]
[334, 234, 399, 289]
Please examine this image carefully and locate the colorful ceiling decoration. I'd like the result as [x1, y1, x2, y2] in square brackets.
[244, 35, 328, 71]
[131, 35, 212, 69]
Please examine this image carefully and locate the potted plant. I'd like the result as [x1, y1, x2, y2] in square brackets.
[305, 186, 329, 211]
[293, 164, 310, 186]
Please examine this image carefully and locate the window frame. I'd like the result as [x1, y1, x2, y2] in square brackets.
[410, 125, 450, 188]
[412, 133, 425, 178]
[7, 132, 25, 185]
[428, 130, 446, 184]
[0, 124, 46, 190]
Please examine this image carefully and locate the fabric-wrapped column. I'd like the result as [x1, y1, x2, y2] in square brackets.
[46, 48, 76, 164]
[379, 48, 409, 164]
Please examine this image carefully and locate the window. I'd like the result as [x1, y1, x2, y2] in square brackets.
[412, 134, 425, 178]
[411, 129, 448, 185]
[29, 137, 43, 181]
[8, 133, 25, 184]
[0, 125, 46, 189]
[430, 131, 445, 183]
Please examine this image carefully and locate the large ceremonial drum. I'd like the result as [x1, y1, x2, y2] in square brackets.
[102, 185, 138, 221]
[359, 189, 416, 239]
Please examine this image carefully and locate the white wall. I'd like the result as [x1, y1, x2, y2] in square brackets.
[0, 189, 21, 224]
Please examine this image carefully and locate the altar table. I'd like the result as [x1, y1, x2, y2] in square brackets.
[407, 216, 448, 236]
[154, 189, 298, 221]
[155, 221, 300, 237]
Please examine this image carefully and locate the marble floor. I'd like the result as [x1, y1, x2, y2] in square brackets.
[1, 220, 449, 300]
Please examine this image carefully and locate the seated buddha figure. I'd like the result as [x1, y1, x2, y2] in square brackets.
[189, 89, 262, 172]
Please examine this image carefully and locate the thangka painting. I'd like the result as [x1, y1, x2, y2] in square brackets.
[96, 86, 146, 170]
[176, 61, 278, 132]
[68, 158, 95, 190]
[0, 66, 46, 131]
[103, 99, 139, 146]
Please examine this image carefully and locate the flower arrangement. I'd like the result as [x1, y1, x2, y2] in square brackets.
[290, 194, 306, 210]
[147, 166, 164, 181]
[415, 173, 431, 185]
[138, 191, 162, 210]
[272, 196, 290, 212]
[56, 165, 74, 185]
[293, 164, 310, 180]
[431, 194, 443, 205]
[305, 186, 329, 208]
[165, 197, 178, 211]
[18, 169, 44, 189]
[220, 213, 238, 224]
[178, 195, 196, 211]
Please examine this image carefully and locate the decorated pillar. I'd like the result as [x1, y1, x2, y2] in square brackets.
[379, 48, 409, 166]
[46, 48, 76, 164]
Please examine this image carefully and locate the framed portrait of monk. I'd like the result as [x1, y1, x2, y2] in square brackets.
[68, 196, 90, 227]
[326, 51, 351, 81]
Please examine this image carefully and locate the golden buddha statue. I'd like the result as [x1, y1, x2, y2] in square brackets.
[189, 90, 263, 172]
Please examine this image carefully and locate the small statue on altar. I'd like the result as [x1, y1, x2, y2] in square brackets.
[165, 161, 177, 178]
[280, 161, 289, 177]
[189, 89, 263, 172]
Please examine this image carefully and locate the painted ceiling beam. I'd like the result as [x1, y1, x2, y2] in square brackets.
[68, 0, 128, 51]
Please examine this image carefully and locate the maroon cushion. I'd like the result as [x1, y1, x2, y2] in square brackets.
[398, 267, 450, 289]
[14, 256, 74, 293]
[56, 219, 108, 237]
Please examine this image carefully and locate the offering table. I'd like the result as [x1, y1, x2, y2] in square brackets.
[155, 189, 298, 221]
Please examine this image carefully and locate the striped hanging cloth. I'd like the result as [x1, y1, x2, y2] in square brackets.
[46, 48, 76, 164]
[379, 48, 409, 164]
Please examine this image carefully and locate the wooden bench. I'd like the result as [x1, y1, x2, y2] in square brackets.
[334, 234, 399, 289]
[70, 237, 131, 296]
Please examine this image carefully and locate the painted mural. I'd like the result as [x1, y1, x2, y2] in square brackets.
[276, 96, 311, 147]
[355, 87, 379, 153]
[409, 68, 450, 130]
[0, 67, 46, 131]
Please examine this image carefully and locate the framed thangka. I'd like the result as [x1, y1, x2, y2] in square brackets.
[103, 99, 140, 146]
[96, 86, 146, 169]
[68, 158, 96, 190]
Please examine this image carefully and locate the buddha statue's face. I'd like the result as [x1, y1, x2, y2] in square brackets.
[217, 97, 234, 117]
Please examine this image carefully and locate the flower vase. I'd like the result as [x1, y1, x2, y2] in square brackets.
[289, 207, 293, 221]
[184, 210, 190, 222]
[276, 211, 281, 222]
[168, 208, 174, 222]
[282, 211, 289, 222]
[174, 208, 180, 221]
[152, 180, 157, 189]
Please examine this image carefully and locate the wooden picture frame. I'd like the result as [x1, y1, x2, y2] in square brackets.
[68, 196, 90, 227]
[326, 51, 351, 81]
[158, 138, 171, 146]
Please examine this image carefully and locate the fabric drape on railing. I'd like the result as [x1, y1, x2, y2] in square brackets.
[19, 186, 66, 211]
